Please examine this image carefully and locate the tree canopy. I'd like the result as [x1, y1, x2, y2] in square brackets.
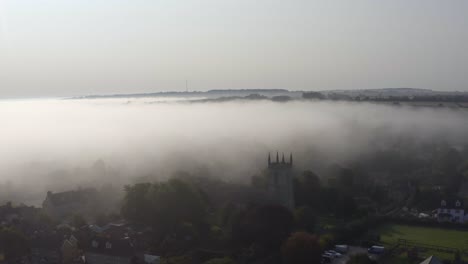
[121, 179, 208, 236]
[281, 232, 321, 264]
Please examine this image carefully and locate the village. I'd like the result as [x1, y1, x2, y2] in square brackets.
[0, 148, 467, 264]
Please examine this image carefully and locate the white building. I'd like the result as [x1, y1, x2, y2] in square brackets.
[436, 198, 468, 223]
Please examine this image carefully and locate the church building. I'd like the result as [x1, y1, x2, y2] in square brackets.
[266, 152, 295, 210]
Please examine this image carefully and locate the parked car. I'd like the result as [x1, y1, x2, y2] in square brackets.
[325, 250, 342, 258]
[334, 244, 349, 254]
[368, 245, 385, 254]
[321, 255, 332, 264]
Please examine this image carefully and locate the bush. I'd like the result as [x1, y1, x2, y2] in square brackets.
[319, 233, 335, 250]
[281, 232, 321, 264]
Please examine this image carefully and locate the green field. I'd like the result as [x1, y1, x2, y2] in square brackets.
[375, 224, 468, 249]
[373, 224, 468, 262]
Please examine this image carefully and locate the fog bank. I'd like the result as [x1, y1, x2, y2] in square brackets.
[1, 98, 467, 205]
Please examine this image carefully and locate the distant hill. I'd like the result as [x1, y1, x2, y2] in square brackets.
[72, 89, 302, 100]
[320, 88, 468, 97]
[71, 88, 468, 101]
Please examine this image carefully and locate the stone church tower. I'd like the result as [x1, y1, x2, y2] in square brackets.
[267, 152, 295, 210]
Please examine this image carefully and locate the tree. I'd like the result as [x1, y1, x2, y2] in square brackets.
[294, 170, 321, 208]
[319, 234, 335, 250]
[121, 182, 152, 223]
[334, 194, 357, 219]
[281, 232, 321, 264]
[294, 206, 317, 233]
[0, 227, 29, 261]
[233, 204, 293, 250]
[121, 179, 208, 237]
[302, 91, 325, 100]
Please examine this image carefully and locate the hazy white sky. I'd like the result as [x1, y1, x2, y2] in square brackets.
[0, 0, 467, 97]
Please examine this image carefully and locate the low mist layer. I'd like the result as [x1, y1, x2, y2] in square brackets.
[1, 98, 467, 205]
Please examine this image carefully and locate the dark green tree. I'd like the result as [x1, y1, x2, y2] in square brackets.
[281, 232, 321, 264]
[122, 179, 208, 237]
[294, 206, 317, 233]
[0, 227, 29, 261]
[233, 204, 293, 251]
[121, 182, 152, 223]
[294, 170, 321, 208]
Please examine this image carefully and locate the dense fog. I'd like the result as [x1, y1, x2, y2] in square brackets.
[1, 98, 467, 205]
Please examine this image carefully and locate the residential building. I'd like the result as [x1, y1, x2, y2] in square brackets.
[84, 237, 137, 264]
[436, 198, 468, 223]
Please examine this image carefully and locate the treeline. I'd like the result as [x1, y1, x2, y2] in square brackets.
[121, 177, 331, 264]
[303, 91, 468, 102]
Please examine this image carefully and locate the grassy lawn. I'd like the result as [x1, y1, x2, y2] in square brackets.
[372, 224, 468, 261]
[374, 224, 468, 250]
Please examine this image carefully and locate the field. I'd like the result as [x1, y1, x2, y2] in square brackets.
[373, 224, 468, 261]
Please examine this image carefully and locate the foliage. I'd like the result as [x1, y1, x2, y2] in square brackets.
[318, 233, 335, 250]
[334, 193, 358, 219]
[294, 169, 358, 219]
[0, 227, 29, 261]
[233, 204, 294, 250]
[281, 232, 321, 264]
[121, 183, 152, 224]
[334, 216, 382, 243]
[294, 171, 321, 208]
[121, 179, 208, 236]
[294, 206, 317, 233]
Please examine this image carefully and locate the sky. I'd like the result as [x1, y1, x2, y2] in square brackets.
[0, 0, 467, 97]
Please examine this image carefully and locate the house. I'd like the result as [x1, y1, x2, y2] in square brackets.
[61, 235, 83, 264]
[436, 198, 468, 223]
[420, 255, 442, 264]
[84, 237, 137, 264]
[42, 188, 101, 219]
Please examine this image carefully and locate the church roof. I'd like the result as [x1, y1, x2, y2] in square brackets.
[420, 256, 442, 264]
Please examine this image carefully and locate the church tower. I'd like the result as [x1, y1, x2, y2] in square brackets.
[267, 152, 295, 210]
